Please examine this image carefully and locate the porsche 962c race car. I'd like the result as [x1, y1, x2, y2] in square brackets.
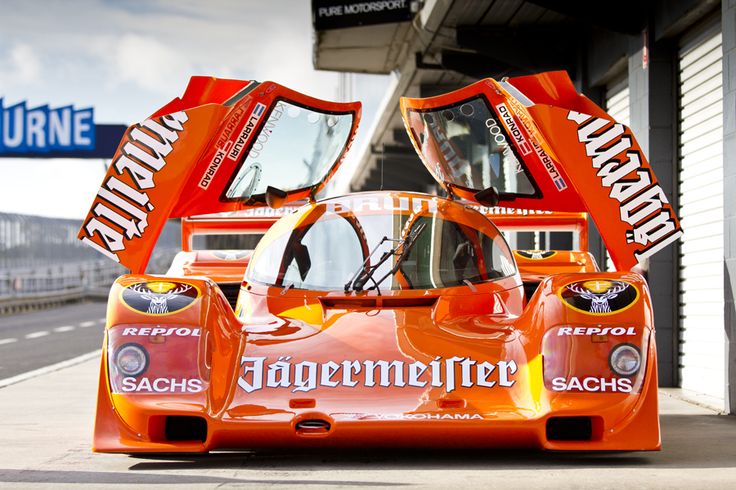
[79, 71, 681, 452]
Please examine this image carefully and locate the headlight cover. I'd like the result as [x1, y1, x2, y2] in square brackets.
[115, 343, 149, 377]
[609, 343, 641, 377]
[543, 324, 649, 393]
[107, 325, 209, 395]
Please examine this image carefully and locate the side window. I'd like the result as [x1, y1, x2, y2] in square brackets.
[225, 100, 354, 201]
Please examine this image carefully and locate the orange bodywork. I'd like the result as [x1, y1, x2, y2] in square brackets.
[94, 193, 660, 453]
[82, 73, 674, 453]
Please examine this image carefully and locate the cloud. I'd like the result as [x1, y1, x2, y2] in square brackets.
[111, 34, 194, 94]
[0, 43, 41, 87]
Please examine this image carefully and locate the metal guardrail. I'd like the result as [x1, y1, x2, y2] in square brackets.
[0, 211, 250, 315]
[0, 251, 179, 315]
[0, 212, 181, 269]
[0, 212, 184, 314]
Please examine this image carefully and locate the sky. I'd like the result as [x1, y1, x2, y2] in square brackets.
[0, 0, 390, 218]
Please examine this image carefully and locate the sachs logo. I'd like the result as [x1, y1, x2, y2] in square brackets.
[515, 250, 556, 260]
[558, 279, 639, 315]
[122, 281, 200, 315]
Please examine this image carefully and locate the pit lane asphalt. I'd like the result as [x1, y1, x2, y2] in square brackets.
[0, 301, 106, 380]
[0, 348, 735, 488]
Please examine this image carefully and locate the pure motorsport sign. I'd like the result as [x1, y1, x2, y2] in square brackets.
[312, 0, 416, 30]
[0, 98, 126, 158]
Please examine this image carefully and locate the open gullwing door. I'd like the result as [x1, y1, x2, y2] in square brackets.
[400, 71, 681, 271]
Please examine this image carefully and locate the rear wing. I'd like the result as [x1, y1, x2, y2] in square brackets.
[181, 206, 301, 251]
[475, 207, 588, 252]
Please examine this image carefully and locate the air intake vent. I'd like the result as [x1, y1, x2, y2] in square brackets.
[522, 281, 540, 302]
[321, 297, 437, 309]
[165, 416, 207, 442]
[295, 419, 331, 434]
[217, 282, 240, 309]
[546, 416, 594, 441]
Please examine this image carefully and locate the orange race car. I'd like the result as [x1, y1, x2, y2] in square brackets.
[79, 71, 681, 453]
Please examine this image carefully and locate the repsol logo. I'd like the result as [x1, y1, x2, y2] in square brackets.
[80, 111, 189, 262]
[122, 326, 200, 337]
[557, 326, 636, 336]
[567, 111, 682, 261]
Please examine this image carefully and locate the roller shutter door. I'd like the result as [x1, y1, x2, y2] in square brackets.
[678, 28, 724, 404]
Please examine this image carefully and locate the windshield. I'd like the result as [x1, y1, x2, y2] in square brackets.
[225, 99, 354, 200]
[245, 194, 517, 291]
[405, 97, 537, 196]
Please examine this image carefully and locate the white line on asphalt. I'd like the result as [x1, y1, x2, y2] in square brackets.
[0, 350, 100, 389]
[98, 318, 106, 324]
[25, 331, 50, 339]
[53, 326, 75, 333]
[0, 338, 18, 346]
[79, 321, 95, 328]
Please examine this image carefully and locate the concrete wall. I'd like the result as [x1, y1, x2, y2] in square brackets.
[626, 40, 680, 387]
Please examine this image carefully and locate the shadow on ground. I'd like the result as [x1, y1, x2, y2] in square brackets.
[1, 413, 734, 485]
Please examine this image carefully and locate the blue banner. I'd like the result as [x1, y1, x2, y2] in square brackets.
[0, 98, 126, 158]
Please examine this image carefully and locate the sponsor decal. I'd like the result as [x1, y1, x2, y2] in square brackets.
[121, 377, 203, 393]
[216, 106, 246, 149]
[500, 93, 567, 191]
[225, 206, 299, 218]
[122, 281, 200, 315]
[515, 250, 556, 260]
[474, 206, 553, 216]
[495, 103, 531, 155]
[485, 117, 524, 174]
[557, 326, 636, 336]
[80, 111, 189, 262]
[324, 194, 440, 215]
[559, 279, 639, 315]
[531, 139, 567, 191]
[199, 140, 232, 189]
[249, 101, 284, 159]
[122, 326, 201, 337]
[551, 376, 632, 393]
[344, 413, 484, 421]
[567, 111, 682, 261]
[228, 102, 266, 161]
[238, 356, 518, 394]
[212, 250, 250, 260]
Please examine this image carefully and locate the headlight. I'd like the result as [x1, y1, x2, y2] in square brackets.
[609, 343, 641, 376]
[115, 343, 149, 377]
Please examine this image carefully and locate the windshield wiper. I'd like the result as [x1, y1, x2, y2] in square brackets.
[344, 222, 427, 294]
